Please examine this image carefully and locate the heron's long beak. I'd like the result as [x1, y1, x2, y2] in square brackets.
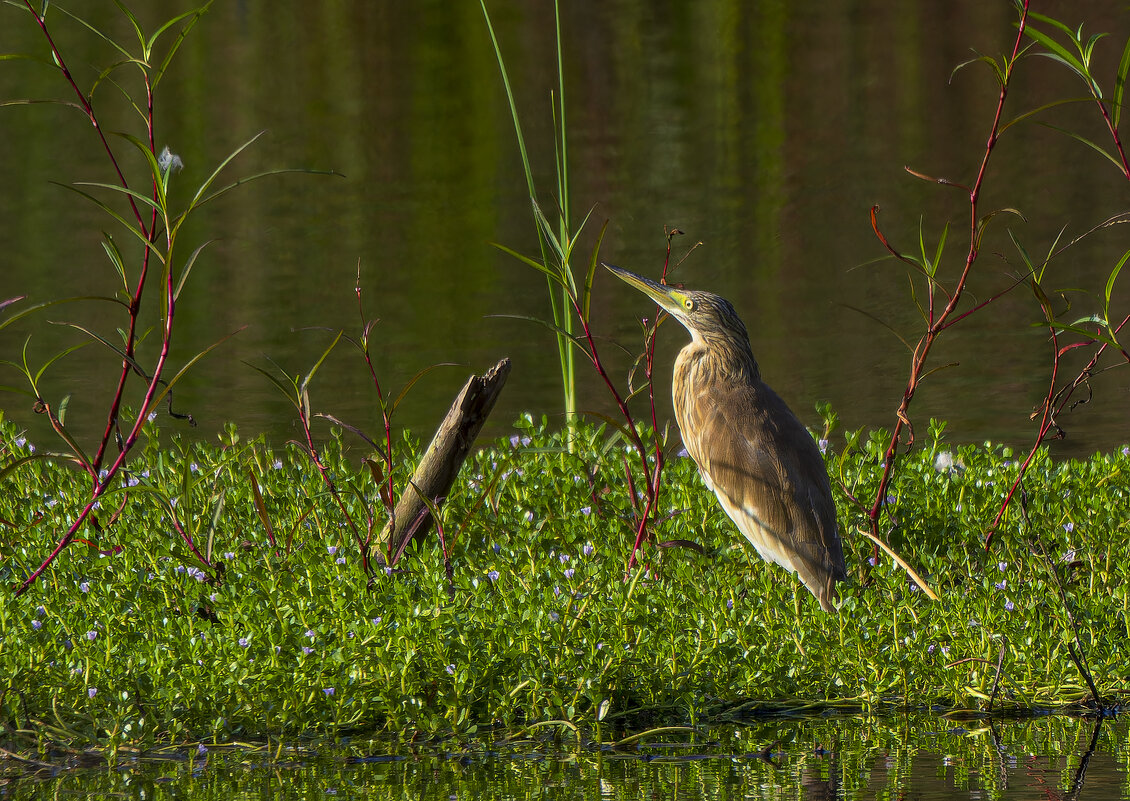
[603, 263, 686, 316]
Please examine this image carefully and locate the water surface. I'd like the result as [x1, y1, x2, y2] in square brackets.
[6, 714, 1126, 800]
[1, 1, 1128, 457]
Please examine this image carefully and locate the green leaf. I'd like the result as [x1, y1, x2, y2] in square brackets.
[51, 182, 166, 263]
[489, 242, 569, 289]
[1037, 122, 1124, 171]
[174, 240, 214, 301]
[245, 361, 300, 405]
[151, 327, 246, 410]
[50, 322, 147, 374]
[389, 363, 459, 418]
[0, 295, 126, 334]
[950, 53, 1004, 86]
[1114, 35, 1130, 130]
[581, 218, 610, 323]
[72, 180, 164, 218]
[54, 5, 132, 59]
[1105, 248, 1130, 307]
[146, 2, 213, 75]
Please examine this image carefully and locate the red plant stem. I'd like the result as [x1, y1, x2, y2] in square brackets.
[296, 402, 370, 569]
[569, 295, 662, 569]
[1093, 93, 1130, 180]
[356, 275, 392, 571]
[24, 3, 160, 479]
[987, 311, 1130, 548]
[868, 1, 1030, 538]
[15, 6, 176, 594]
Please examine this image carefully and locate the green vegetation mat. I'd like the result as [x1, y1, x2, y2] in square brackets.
[1, 414, 1128, 748]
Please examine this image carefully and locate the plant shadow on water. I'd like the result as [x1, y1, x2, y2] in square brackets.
[3, 714, 1127, 800]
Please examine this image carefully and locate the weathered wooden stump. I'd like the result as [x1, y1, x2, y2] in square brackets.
[376, 357, 511, 565]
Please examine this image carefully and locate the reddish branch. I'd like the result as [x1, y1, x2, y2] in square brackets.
[14, 5, 181, 595]
[867, 1, 1031, 540]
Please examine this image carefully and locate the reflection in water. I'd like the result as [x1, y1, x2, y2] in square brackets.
[1, 1, 1128, 459]
[7, 715, 1126, 800]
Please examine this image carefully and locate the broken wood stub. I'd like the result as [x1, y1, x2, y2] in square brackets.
[376, 357, 511, 564]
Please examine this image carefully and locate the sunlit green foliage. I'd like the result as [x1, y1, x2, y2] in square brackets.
[1, 414, 1127, 748]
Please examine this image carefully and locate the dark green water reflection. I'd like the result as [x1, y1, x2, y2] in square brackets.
[2, 1, 1129, 457]
[5, 715, 1127, 800]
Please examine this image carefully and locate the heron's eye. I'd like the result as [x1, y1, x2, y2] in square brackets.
[683, 297, 695, 312]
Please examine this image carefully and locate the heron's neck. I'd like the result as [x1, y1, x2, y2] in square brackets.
[682, 331, 761, 384]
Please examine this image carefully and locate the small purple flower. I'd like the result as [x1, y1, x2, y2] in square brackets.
[302, 646, 314, 655]
[336, 557, 346, 565]
[327, 546, 338, 556]
[445, 664, 455, 675]
[32, 620, 42, 630]
[492, 543, 501, 554]
[1004, 599, 1015, 612]
[1122, 445, 1129, 457]
[487, 570, 500, 583]
[818, 439, 829, 455]
[868, 557, 878, 567]
[273, 459, 284, 470]
[371, 616, 382, 625]
[86, 630, 98, 641]
[726, 598, 734, 610]
[564, 569, 575, 579]
[80, 582, 90, 594]
[36, 605, 46, 616]
[189, 462, 199, 473]
[994, 580, 1007, 590]
[909, 583, 920, 593]
[559, 553, 569, 564]
[1063, 522, 1074, 533]
[323, 687, 335, 696]
[549, 612, 560, 622]
[554, 586, 561, 597]
[583, 543, 594, 557]
[224, 551, 236, 560]
[523, 511, 535, 523]
[998, 561, 1007, 572]
[238, 637, 250, 648]
[928, 644, 936, 654]
[676, 447, 689, 458]
[580, 506, 592, 516]
[384, 566, 393, 576]
[197, 743, 208, 755]
[88, 688, 97, 699]
[305, 629, 315, 639]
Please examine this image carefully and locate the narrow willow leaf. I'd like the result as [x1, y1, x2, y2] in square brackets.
[1038, 122, 1124, 171]
[489, 243, 569, 289]
[1115, 34, 1130, 130]
[32, 341, 92, 386]
[582, 218, 610, 323]
[299, 329, 344, 395]
[151, 327, 246, 410]
[51, 183, 166, 263]
[389, 363, 459, 417]
[53, 4, 132, 59]
[1104, 248, 1130, 307]
[174, 240, 215, 301]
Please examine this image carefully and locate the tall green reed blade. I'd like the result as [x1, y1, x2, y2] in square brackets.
[481, 0, 578, 434]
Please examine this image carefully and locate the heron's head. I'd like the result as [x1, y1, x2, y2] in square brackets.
[604, 264, 751, 349]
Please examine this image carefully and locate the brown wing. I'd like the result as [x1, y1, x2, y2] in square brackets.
[676, 371, 846, 611]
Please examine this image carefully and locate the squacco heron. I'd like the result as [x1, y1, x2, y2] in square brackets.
[606, 264, 847, 612]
